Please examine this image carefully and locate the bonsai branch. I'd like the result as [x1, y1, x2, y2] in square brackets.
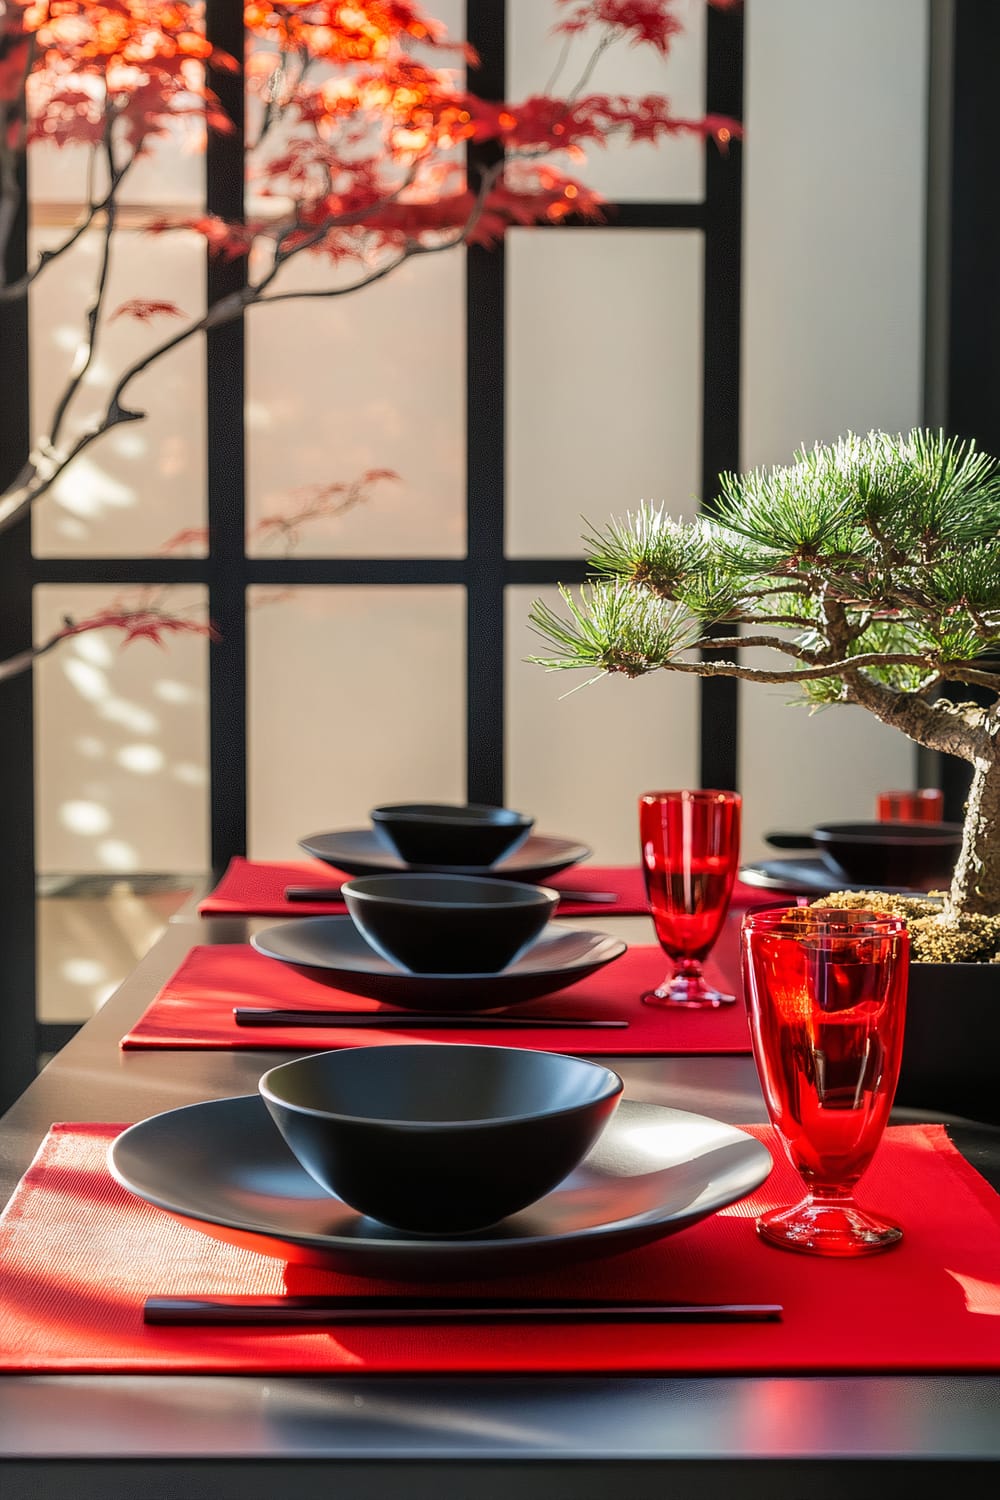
[840, 665, 986, 762]
[697, 635, 817, 658]
[938, 664, 1000, 693]
[663, 650, 937, 683]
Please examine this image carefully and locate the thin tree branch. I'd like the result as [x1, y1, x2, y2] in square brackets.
[249, 46, 309, 152]
[0, 255, 369, 533]
[0, 152, 504, 536]
[0, 13, 694, 538]
[255, 160, 421, 292]
[568, 35, 613, 101]
[697, 634, 817, 658]
[0, 151, 136, 303]
[48, 122, 127, 446]
[725, 613, 819, 630]
[255, 243, 426, 305]
[0, 633, 65, 685]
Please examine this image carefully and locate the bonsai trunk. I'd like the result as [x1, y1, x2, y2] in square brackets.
[947, 751, 1000, 918]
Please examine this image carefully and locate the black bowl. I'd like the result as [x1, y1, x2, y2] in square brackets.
[370, 802, 534, 867]
[765, 821, 963, 891]
[341, 873, 559, 974]
[258, 1044, 624, 1234]
[810, 821, 962, 890]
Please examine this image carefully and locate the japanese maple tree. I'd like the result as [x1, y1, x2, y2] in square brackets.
[0, 0, 739, 670]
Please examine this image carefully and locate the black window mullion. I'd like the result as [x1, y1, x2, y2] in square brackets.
[939, 0, 998, 820]
[699, 0, 744, 791]
[0, 140, 37, 1109]
[33, 558, 209, 585]
[205, 0, 248, 871]
[465, 1, 507, 806]
[573, 202, 705, 230]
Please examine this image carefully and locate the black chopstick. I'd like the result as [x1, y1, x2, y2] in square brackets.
[145, 1295, 782, 1326]
[283, 885, 619, 904]
[232, 1007, 627, 1030]
[284, 885, 346, 901]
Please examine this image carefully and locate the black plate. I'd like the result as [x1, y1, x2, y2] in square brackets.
[108, 1095, 773, 1280]
[740, 858, 923, 897]
[300, 829, 591, 882]
[251, 916, 626, 1010]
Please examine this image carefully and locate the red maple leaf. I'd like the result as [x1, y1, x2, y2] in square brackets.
[109, 299, 187, 323]
[158, 527, 210, 554]
[59, 609, 219, 648]
[552, 1, 684, 55]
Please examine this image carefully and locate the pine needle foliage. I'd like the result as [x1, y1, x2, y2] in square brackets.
[529, 583, 699, 678]
[580, 504, 708, 595]
[529, 429, 1000, 698]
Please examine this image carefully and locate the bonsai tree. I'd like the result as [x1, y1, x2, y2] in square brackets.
[529, 428, 1000, 951]
[0, 0, 738, 674]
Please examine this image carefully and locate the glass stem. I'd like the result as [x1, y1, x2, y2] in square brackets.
[806, 1185, 861, 1205]
[673, 957, 703, 980]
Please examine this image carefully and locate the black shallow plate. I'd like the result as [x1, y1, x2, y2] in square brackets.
[740, 858, 923, 897]
[251, 916, 626, 1010]
[300, 829, 591, 883]
[108, 1095, 773, 1280]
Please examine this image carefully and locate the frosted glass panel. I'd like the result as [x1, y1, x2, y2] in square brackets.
[742, 0, 927, 466]
[29, 122, 204, 208]
[245, 0, 466, 217]
[507, 586, 699, 864]
[34, 587, 209, 873]
[244, 0, 464, 560]
[248, 587, 465, 857]
[508, 0, 706, 202]
[739, 0, 927, 854]
[507, 229, 702, 556]
[31, 228, 207, 557]
[246, 253, 465, 557]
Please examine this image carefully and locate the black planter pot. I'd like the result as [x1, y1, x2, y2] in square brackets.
[895, 960, 1000, 1123]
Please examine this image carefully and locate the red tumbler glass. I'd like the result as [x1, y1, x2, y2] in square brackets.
[639, 790, 741, 1008]
[876, 789, 944, 822]
[742, 905, 909, 1257]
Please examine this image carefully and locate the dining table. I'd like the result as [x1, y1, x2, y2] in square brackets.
[1, 877, 999, 1499]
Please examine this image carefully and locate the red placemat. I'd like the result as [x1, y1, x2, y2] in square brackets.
[2, 1122, 999, 1374]
[199, 857, 657, 919]
[120, 937, 752, 1054]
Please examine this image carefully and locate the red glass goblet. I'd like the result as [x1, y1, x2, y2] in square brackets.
[639, 790, 742, 1008]
[742, 905, 909, 1257]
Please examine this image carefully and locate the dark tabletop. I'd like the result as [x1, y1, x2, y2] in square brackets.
[1, 910, 999, 1500]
